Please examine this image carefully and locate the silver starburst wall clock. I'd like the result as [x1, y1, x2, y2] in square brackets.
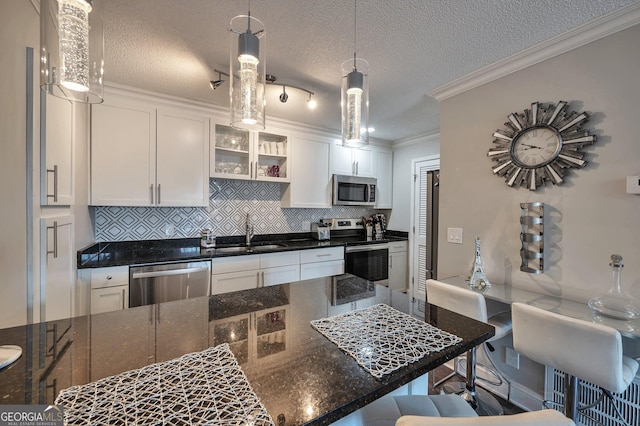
[487, 101, 596, 191]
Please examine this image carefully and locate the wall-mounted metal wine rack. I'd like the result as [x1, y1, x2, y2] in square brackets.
[520, 202, 545, 274]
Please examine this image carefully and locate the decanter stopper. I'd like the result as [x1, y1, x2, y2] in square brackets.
[588, 254, 640, 320]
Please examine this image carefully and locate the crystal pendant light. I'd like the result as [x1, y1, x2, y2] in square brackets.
[40, 0, 104, 103]
[588, 254, 640, 320]
[341, 0, 369, 147]
[228, 6, 266, 131]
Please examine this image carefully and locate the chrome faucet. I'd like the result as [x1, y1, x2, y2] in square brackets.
[245, 213, 254, 246]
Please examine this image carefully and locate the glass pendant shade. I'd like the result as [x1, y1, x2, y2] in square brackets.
[229, 15, 266, 131]
[40, 0, 104, 103]
[341, 58, 369, 147]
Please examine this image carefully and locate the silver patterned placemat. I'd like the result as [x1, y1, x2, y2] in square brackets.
[311, 303, 462, 378]
[55, 343, 274, 425]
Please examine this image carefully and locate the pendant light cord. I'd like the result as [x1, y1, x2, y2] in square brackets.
[353, 0, 357, 69]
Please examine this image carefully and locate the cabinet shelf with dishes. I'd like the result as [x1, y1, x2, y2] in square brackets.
[210, 120, 291, 183]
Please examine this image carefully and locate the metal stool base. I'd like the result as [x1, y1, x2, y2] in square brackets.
[443, 381, 504, 416]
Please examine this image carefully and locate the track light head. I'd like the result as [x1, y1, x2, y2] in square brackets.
[210, 79, 225, 90]
[279, 87, 288, 103]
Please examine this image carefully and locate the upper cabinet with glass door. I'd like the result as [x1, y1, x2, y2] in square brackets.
[210, 122, 252, 180]
[210, 119, 290, 183]
[256, 130, 289, 182]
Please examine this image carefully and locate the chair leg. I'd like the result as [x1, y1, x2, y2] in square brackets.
[442, 347, 505, 416]
[564, 373, 579, 420]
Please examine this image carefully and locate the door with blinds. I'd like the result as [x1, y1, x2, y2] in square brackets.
[411, 158, 439, 302]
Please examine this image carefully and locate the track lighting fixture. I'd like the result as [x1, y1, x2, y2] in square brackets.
[279, 86, 288, 103]
[211, 69, 316, 109]
[210, 71, 225, 90]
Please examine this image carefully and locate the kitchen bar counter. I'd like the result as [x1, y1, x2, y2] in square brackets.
[77, 231, 408, 269]
[0, 274, 493, 425]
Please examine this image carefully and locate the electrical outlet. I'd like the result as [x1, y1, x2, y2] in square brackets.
[447, 227, 463, 244]
[506, 347, 520, 369]
[164, 223, 175, 238]
[302, 220, 311, 231]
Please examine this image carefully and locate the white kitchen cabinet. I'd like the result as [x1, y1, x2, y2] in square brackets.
[261, 251, 300, 286]
[211, 251, 300, 294]
[90, 286, 128, 314]
[375, 149, 393, 209]
[331, 143, 374, 177]
[40, 92, 73, 206]
[388, 241, 408, 292]
[300, 247, 345, 281]
[89, 265, 129, 314]
[280, 135, 331, 208]
[90, 91, 209, 207]
[40, 215, 74, 321]
[210, 119, 290, 183]
[156, 108, 210, 206]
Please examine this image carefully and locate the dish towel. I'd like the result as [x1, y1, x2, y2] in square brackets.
[311, 303, 462, 378]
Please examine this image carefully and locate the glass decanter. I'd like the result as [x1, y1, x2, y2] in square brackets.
[588, 254, 640, 320]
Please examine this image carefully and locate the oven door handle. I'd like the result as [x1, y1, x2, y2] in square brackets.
[345, 244, 389, 253]
[131, 266, 210, 279]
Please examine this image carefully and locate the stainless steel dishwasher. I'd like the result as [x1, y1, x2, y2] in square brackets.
[129, 260, 211, 307]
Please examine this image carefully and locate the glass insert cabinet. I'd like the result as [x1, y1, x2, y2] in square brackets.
[210, 121, 290, 183]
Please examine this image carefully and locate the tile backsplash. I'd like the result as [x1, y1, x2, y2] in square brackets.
[94, 179, 381, 241]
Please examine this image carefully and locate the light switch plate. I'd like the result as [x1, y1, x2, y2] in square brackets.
[447, 227, 463, 244]
[627, 176, 640, 194]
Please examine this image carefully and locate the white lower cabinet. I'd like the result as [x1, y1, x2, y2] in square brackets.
[89, 266, 129, 315]
[388, 241, 408, 292]
[212, 251, 301, 294]
[300, 247, 344, 281]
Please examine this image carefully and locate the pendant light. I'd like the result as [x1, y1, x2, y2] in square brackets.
[228, 2, 266, 131]
[40, 0, 104, 103]
[341, 0, 369, 147]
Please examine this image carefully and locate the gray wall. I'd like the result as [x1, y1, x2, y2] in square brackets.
[439, 24, 640, 304]
[388, 133, 440, 232]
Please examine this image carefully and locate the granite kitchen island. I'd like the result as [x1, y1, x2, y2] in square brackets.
[0, 275, 493, 425]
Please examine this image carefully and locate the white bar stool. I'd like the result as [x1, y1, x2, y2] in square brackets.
[427, 279, 513, 416]
[512, 302, 639, 422]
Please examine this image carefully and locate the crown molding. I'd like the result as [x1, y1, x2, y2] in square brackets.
[392, 131, 440, 149]
[428, 2, 640, 101]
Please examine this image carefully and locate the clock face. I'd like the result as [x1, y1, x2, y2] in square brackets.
[487, 101, 597, 191]
[510, 126, 561, 168]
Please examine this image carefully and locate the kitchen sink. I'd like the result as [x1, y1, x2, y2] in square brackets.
[215, 246, 252, 253]
[214, 243, 286, 253]
[252, 243, 287, 251]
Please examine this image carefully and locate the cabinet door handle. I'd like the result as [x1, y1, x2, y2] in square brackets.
[261, 271, 265, 287]
[352, 161, 355, 175]
[150, 184, 154, 204]
[121, 289, 125, 310]
[157, 183, 161, 205]
[356, 161, 359, 175]
[257, 271, 260, 288]
[317, 253, 332, 257]
[46, 221, 58, 258]
[46, 165, 58, 203]
[390, 255, 393, 269]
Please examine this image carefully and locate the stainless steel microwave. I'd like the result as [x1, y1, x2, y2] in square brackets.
[332, 174, 377, 206]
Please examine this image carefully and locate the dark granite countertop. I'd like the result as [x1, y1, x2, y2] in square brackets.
[0, 274, 493, 425]
[77, 231, 409, 269]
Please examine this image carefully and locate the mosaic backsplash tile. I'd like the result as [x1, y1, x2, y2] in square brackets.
[95, 179, 381, 242]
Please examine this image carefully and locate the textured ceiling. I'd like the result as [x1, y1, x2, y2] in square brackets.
[103, 0, 636, 141]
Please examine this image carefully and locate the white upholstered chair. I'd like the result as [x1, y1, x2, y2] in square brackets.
[512, 302, 639, 421]
[359, 393, 575, 426]
[426, 279, 512, 416]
